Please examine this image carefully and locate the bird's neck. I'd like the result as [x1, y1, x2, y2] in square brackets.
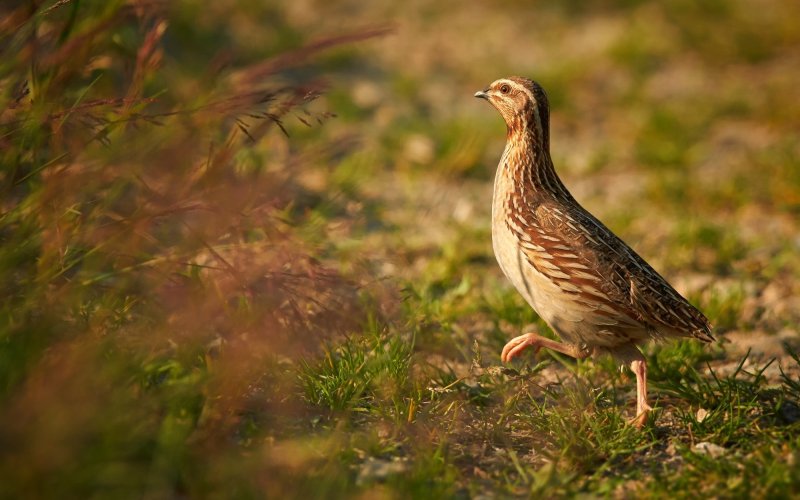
[500, 125, 570, 200]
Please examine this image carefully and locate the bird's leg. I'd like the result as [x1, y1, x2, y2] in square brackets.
[501, 332, 589, 363]
[629, 356, 652, 429]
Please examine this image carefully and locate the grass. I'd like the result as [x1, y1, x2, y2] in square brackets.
[2, 0, 800, 497]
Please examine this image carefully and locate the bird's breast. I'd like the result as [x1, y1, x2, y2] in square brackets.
[491, 168, 624, 347]
[491, 178, 568, 334]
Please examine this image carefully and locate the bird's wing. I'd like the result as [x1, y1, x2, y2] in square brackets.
[516, 200, 713, 342]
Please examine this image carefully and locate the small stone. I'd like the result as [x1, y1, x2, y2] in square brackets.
[693, 441, 726, 458]
[696, 408, 710, 423]
[780, 401, 800, 424]
[356, 457, 409, 485]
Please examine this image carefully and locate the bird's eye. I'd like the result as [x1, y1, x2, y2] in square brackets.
[499, 84, 511, 94]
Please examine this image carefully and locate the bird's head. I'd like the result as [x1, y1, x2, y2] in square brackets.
[475, 76, 550, 146]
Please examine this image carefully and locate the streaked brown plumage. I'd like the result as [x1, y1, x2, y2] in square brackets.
[475, 76, 713, 427]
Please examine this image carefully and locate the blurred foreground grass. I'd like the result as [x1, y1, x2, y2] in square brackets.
[2, 0, 800, 497]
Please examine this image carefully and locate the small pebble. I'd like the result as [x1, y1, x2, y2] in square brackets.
[693, 441, 726, 458]
[356, 457, 409, 485]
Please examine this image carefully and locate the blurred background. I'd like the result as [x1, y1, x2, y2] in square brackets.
[1, 0, 799, 497]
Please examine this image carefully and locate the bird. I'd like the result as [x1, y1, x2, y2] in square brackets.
[474, 77, 714, 427]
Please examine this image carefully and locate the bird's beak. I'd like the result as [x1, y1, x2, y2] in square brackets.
[474, 90, 489, 99]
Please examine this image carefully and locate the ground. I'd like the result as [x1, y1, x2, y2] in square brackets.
[1, 0, 799, 497]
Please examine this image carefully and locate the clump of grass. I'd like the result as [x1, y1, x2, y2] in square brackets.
[653, 350, 793, 446]
[518, 381, 657, 473]
[298, 318, 415, 418]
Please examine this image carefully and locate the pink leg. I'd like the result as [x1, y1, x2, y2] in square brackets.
[629, 357, 653, 429]
[501, 332, 588, 363]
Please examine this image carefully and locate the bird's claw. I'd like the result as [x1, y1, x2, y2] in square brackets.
[500, 333, 541, 363]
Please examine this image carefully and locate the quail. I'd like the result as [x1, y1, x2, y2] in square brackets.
[475, 77, 714, 427]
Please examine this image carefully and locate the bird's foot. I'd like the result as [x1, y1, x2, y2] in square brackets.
[500, 333, 542, 363]
[629, 403, 653, 429]
[628, 356, 652, 429]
